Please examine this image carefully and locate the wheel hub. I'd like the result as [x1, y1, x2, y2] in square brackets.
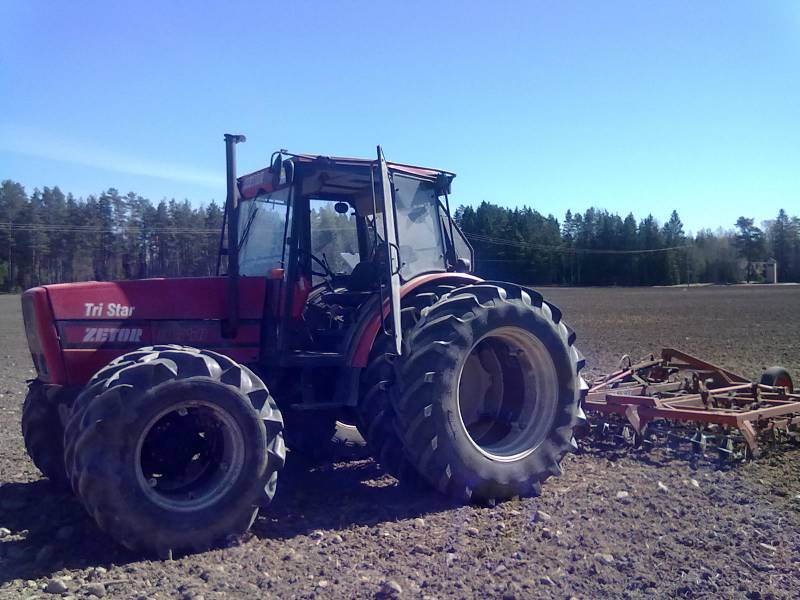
[135, 400, 245, 511]
[457, 327, 559, 461]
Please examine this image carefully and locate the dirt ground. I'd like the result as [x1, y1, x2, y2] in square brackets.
[1, 285, 799, 599]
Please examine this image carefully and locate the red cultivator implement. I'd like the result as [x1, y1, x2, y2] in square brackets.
[585, 348, 800, 460]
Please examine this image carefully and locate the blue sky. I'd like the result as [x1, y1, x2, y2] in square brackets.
[1, 1, 798, 233]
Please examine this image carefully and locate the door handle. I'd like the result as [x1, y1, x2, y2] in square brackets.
[388, 242, 402, 276]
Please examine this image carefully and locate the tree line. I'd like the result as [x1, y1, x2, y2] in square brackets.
[2, 178, 799, 290]
[457, 202, 800, 285]
[0, 180, 223, 291]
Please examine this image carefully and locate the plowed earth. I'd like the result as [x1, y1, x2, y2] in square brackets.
[1, 285, 799, 599]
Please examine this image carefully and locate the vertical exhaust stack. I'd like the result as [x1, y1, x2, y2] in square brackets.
[223, 133, 246, 338]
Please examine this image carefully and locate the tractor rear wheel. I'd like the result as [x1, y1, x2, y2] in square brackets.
[21, 381, 71, 489]
[393, 283, 586, 504]
[357, 288, 452, 482]
[63, 346, 285, 556]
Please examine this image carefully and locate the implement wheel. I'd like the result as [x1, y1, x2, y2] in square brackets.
[393, 283, 586, 504]
[63, 345, 285, 556]
[760, 367, 794, 393]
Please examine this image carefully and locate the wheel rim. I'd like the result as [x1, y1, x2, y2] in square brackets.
[456, 327, 559, 462]
[135, 400, 245, 511]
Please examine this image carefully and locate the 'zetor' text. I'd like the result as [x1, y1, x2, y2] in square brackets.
[84, 303, 136, 317]
[82, 327, 143, 343]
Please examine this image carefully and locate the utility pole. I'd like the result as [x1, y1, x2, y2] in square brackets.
[685, 247, 691, 287]
[8, 222, 13, 291]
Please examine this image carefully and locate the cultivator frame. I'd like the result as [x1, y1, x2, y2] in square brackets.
[585, 348, 800, 458]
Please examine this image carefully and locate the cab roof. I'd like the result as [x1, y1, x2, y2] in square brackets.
[290, 153, 455, 181]
[238, 151, 455, 201]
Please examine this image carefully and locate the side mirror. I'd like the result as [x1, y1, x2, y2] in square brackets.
[270, 154, 294, 189]
[435, 172, 451, 196]
[271, 154, 283, 189]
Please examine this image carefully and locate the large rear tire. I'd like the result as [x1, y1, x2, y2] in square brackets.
[393, 283, 586, 504]
[357, 288, 453, 482]
[21, 382, 71, 489]
[62, 346, 285, 556]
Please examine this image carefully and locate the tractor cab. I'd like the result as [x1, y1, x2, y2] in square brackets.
[223, 137, 474, 365]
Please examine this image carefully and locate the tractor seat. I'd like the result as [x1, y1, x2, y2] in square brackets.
[347, 259, 383, 291]
[320, 259, 383, 307]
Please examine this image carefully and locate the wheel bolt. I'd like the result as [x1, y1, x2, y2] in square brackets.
[177, 408, 188, 417]
[148, 478, 158, 487]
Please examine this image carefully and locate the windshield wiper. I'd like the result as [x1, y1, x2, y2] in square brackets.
[238, 206, 259, 251]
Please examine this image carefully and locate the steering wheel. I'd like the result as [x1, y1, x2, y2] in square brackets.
[298, 248, 335, 285]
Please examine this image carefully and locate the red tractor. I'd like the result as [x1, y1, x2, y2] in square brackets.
[20, 135, 587, 556]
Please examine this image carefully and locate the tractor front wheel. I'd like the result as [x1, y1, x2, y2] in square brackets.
[63, 346, 285, 556]
[21, 381, 72, 489]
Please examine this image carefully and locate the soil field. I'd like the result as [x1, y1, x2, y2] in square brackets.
[1, 285, 799, 599]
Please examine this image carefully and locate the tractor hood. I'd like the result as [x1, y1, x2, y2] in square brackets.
[43, 277, 265, 321]
[23, 277, 267, 386]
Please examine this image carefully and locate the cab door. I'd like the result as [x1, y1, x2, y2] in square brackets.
[376, 146, 403, 355]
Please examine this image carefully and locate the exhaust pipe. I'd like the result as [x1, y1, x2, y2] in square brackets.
[223, 133, 246, 338]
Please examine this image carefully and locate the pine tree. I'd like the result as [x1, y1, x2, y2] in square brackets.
[0, 181, 29, 290]
[662, 210, 686, 285]
[202, 201, 224, 276]
[734, 216, 765, 282]
[768, 209, 792, 282]
[638, 215, 664, 285]
[621, 213, 638, 285]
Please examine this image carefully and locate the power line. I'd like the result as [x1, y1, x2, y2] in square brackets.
[465, 232, 691, 255]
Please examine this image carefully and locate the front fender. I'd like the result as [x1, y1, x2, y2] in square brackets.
[22, 288, 66, 384]
[347, 273, 481, 368]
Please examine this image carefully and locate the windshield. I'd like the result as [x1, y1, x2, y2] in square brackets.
[392, 174, 446, 280]
[439, 202, 474, 268]
[238, 187, 291, 276]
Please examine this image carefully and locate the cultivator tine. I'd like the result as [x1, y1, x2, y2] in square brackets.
[634, 424, 655, 450]
[666, 430, 686, 451]
[690, 430, 708, 456]
[716, 435, 735, 466]
[739, 422, 760, 458]
[621, 424, 637, 446]
[765, 428, 782, 452]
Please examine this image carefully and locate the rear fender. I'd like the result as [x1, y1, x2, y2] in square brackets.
[347, 273, 481, 368]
